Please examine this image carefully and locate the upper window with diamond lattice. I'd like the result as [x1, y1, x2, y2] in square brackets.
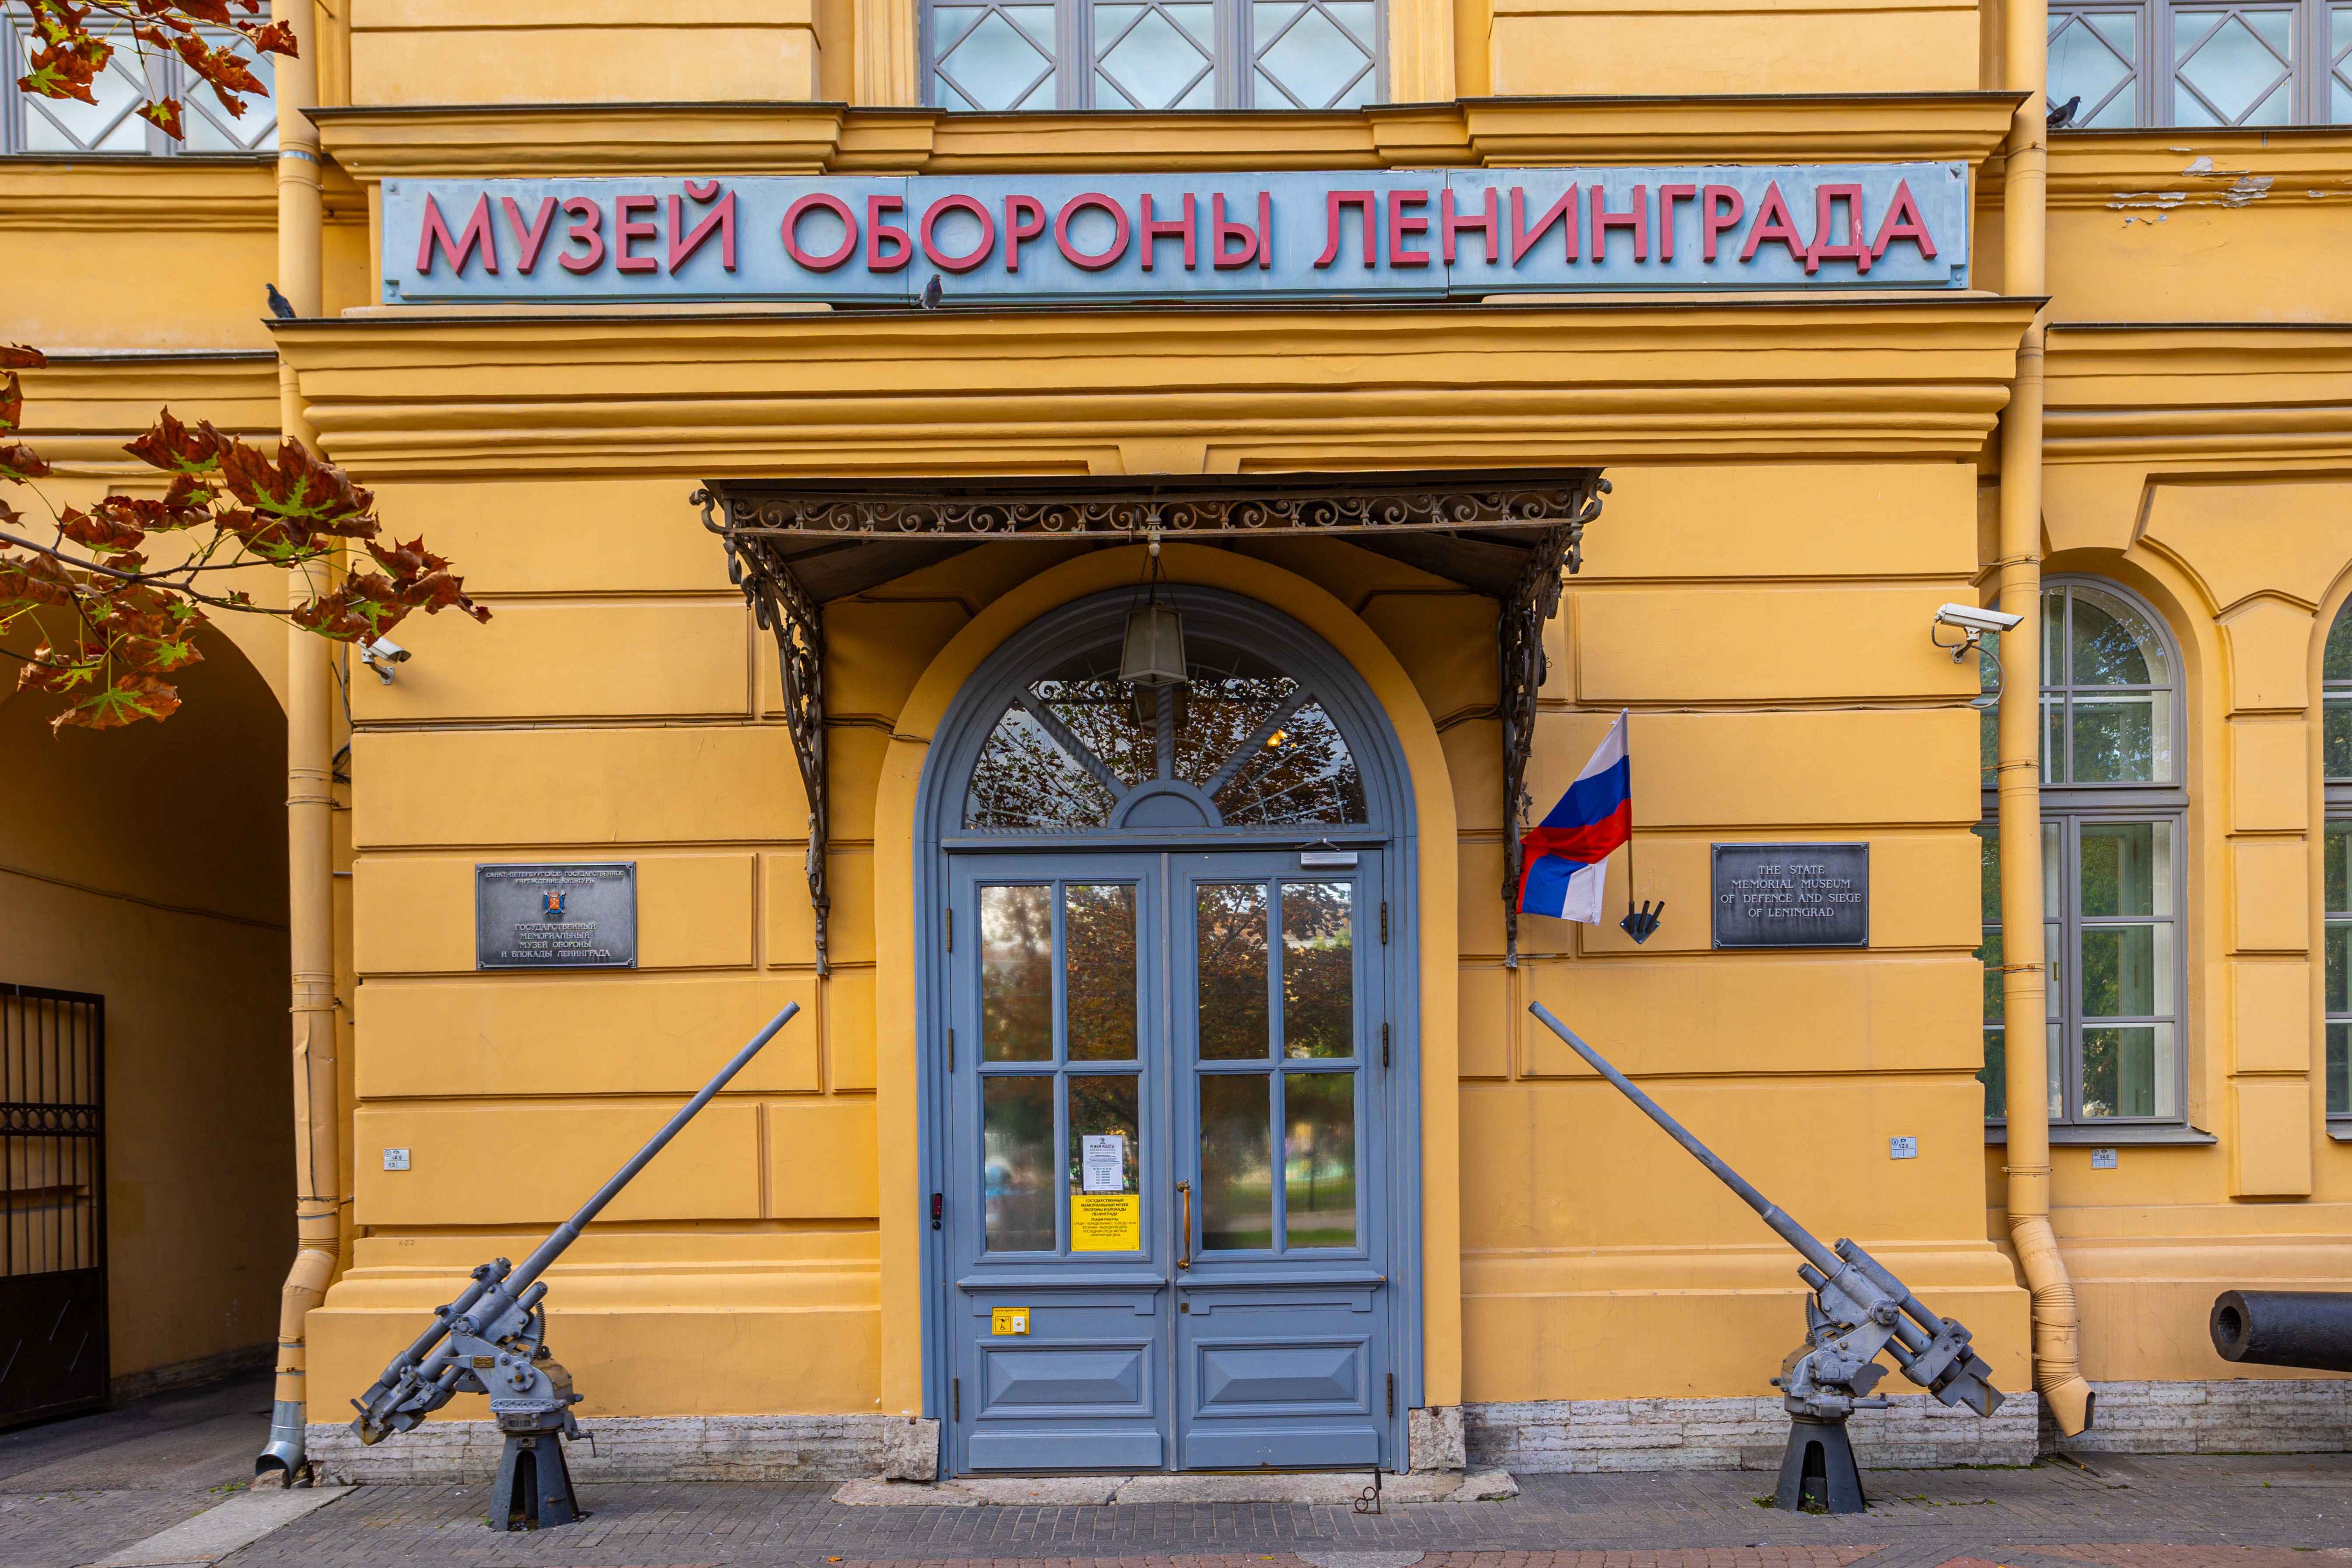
[0, 8, 276, 155]
[2048, 0, 2351, 125]
[923, 0, 1383, 111]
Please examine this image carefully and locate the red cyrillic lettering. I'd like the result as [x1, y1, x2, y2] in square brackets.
[1314, 191, 1378, 269]
[1738, 180, 1807, 266]
[1388, 189, 1431, 268]
[1657, 185, 1696, 262]
[501, 196, 557, 273]
[1055, 193, 1130, 271]
[669, 187, 737, 273]
[1805, 184, 1871, 276]
[1210, 194, 1260, 269]
[1442, 186, 1499, 264]
[1589, 183, 1647, 263]
[1870, 178, 1940, 262]
[417, 192, 499, 276]
[556, 196, 603, 274]
[867, 195, 912, 272]
[921, 194, 996, 273]
[615, 194, 659, 274]
[1139, 193, 1197, 272]
[1004, 195, 1047, 272]
[1509, 185, 1577, 265]
[1258, 191, 1272, 269]
[1701, 185, 1744, 262]
[782, 193, 859, 271]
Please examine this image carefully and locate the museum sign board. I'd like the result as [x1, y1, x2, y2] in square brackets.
[379, 163, 1969, 307]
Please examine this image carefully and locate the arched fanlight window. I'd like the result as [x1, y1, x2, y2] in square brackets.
[2040, 581, 2179, 785]
[964, 635, 1368, 832]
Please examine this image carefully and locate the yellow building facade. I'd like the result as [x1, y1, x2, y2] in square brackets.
[2, 0, 2348, 1475]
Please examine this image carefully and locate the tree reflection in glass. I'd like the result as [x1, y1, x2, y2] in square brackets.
[2047, 584, 2174, 784]
[981, 884, 1053, 1061]
[983, 1075, 1055, 1250]
[1198, 883, 1269, 1059]
[1199, 1072, 1272, 1248]
[1281, 881, 1352, 1057]
[1066, 884, 1138, 1061]
[1283, 1071, 1356, 1247]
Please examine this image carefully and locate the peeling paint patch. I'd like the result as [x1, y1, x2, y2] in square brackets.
[2184, 155, 2215, 175]
[2221, 174, 2275, 206]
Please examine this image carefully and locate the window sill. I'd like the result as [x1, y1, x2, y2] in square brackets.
[2326, 1122, 2352, 1143]
[1985, 1122, 2217, 1146]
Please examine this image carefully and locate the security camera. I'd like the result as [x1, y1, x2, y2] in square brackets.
[359, 636, 410, 685]
[1930, 603, 2019, 698]
[1935, 604, 2024, 635]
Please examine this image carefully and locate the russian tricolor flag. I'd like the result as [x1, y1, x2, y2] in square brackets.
[1518, 711, 1632, 925]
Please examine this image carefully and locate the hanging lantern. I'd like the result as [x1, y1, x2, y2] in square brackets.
[1119, 599, 1187, 688]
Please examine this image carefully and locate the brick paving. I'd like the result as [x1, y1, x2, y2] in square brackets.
[195, 1453, 2352, 1568]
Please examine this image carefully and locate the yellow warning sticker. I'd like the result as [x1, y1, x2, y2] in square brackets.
[990, 1307, 1030, 1336]
[1070, 1193, 1141, 1252]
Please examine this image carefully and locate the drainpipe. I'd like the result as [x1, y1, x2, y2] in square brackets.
[259, 0, 336, 1483]
[1998, 0, 2093, 1439]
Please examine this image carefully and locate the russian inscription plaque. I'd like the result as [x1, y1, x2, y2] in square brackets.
[1711, 843, 1869, 949]
[476, 863, 637, 970]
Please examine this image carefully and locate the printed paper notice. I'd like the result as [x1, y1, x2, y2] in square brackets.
[1070, 1193, 1141, 1252]
[1080, 1133, 1126, 1194]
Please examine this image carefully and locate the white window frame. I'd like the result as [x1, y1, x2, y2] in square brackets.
[919, 0, 1388, 111]
[2048, 0, 2352, 126]
[1, 8, 275, 156]
[1982, 578, 2194, 1133]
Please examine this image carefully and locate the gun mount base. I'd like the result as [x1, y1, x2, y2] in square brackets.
[490, 1425, 585, 1531]
[1774, 1415, 1866, 1514]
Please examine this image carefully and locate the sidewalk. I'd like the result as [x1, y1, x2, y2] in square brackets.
[2, 1378, 2345, 1568]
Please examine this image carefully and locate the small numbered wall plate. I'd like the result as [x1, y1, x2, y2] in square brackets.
[990, 1307, 1031, 1336]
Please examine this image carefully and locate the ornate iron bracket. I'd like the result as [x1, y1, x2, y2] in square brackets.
[1500, 478, 1609, 968]
[698, 488, 831, 974]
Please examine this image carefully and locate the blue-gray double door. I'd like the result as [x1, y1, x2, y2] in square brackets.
[944, 849, 1394, 1474]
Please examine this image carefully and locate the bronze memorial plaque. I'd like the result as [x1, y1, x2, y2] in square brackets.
[1710, 843, 1869, 949]
[476, 863, 637, 970]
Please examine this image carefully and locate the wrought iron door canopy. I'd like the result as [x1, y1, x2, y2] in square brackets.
[696, 469, 1608, 971]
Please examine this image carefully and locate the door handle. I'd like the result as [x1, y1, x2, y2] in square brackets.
[1177, 1180, 1192, 1271]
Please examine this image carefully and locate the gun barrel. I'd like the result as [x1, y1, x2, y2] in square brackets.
[2212, 1290, 2352, 1375]
[1527, 1002, 1839, 1277]
[502, 1000, 800, 1303]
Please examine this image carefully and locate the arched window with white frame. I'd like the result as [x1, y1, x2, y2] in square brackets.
[1979, 579, 2192, 1134]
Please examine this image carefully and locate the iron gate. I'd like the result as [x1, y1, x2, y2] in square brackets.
[1, 983, 108, 1427]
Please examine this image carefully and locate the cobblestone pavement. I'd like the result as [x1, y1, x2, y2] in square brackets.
[201, 1453, 2350, 1568]
[0, 1371, 274, 1568]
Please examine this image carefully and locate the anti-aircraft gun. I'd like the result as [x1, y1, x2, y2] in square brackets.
[1527, 1004, 2004, 1513]
[347, 1002, 800, 1532]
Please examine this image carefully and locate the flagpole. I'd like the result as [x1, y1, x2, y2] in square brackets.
[1622, 708, 1636, 927]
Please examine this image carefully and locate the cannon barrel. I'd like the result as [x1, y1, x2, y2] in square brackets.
[349, 1000, 800, 1440]
[2211, 1290, 2352, 1375]
[1527, 1002, 1841, 1276]
[462, 1001, 802, 1330]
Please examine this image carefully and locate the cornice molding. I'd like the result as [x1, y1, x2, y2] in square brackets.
[0, 155, 367, 230]
[11, 353, 281, 480]
[1977, 126, 2352, 210]
[2044, 324, 2352, 467]
[307, 94, 2026, 181]
[268, 298, 2035, 477]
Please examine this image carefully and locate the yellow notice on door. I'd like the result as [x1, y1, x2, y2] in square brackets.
[1070, 1193, 1141, 1252]
[990, 1307, 1030, 1336]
